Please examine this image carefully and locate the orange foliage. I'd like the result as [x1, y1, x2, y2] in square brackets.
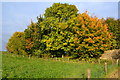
[25, 38, 34, 49]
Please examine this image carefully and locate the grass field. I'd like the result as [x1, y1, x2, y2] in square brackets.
[2, 52, 118, 78]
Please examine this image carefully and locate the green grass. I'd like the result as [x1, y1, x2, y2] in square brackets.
[0, 51, 2, 79]
[2, 52, 118, 78]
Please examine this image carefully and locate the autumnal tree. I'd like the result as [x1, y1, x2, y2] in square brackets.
[40, 3, 79, 57]
[117, 19, 120, 48]
[24, 18, 45, 56]
[6, 32, 27, 55]
[6, 3, 116, 60]
[105, 18, 120, 49]
[70, 12, 115, 59]
[44, 3, 78, 22]
[41, 11, 115, 59]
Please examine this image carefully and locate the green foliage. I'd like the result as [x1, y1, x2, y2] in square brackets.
[44, 3, 78, 22]
[6, 32, 27, 55]
[33, 50, 51, 58]
[33, 50, 42, 57]
[6, 3, 116, 60]
[105, 18, 120, 49]
[41, 12, 115, 59]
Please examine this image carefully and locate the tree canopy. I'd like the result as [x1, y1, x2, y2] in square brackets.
[7, 3, 118, 60]
[44, 3, 78, 22]
[105, 18, 120, 49]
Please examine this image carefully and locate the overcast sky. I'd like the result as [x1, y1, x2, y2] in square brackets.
[1, 1, 119, 51]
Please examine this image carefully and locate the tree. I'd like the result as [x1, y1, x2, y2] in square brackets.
[40, 3, 79, 57]
[41, 12, 115, 59]
[117, 19, 120, 48]
[6, 32, 27, 55]
[73, 12, 115, 59]
[105, 18, 119, 49]
[24, 19, 45, 55]
[44, 3, 78, 22]
[6, 3, 116, 60]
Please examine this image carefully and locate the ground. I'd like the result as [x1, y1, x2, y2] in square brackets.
[1, 52, 119, 78]
[106, 69, 118, 78]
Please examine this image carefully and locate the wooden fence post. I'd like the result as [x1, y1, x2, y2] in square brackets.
[116, 59, 119, 65]
[62, 55, 64, 58]
[55, 57, 57, 61]
[87, 69, 91, 80]
[104, 62, 107, 75]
